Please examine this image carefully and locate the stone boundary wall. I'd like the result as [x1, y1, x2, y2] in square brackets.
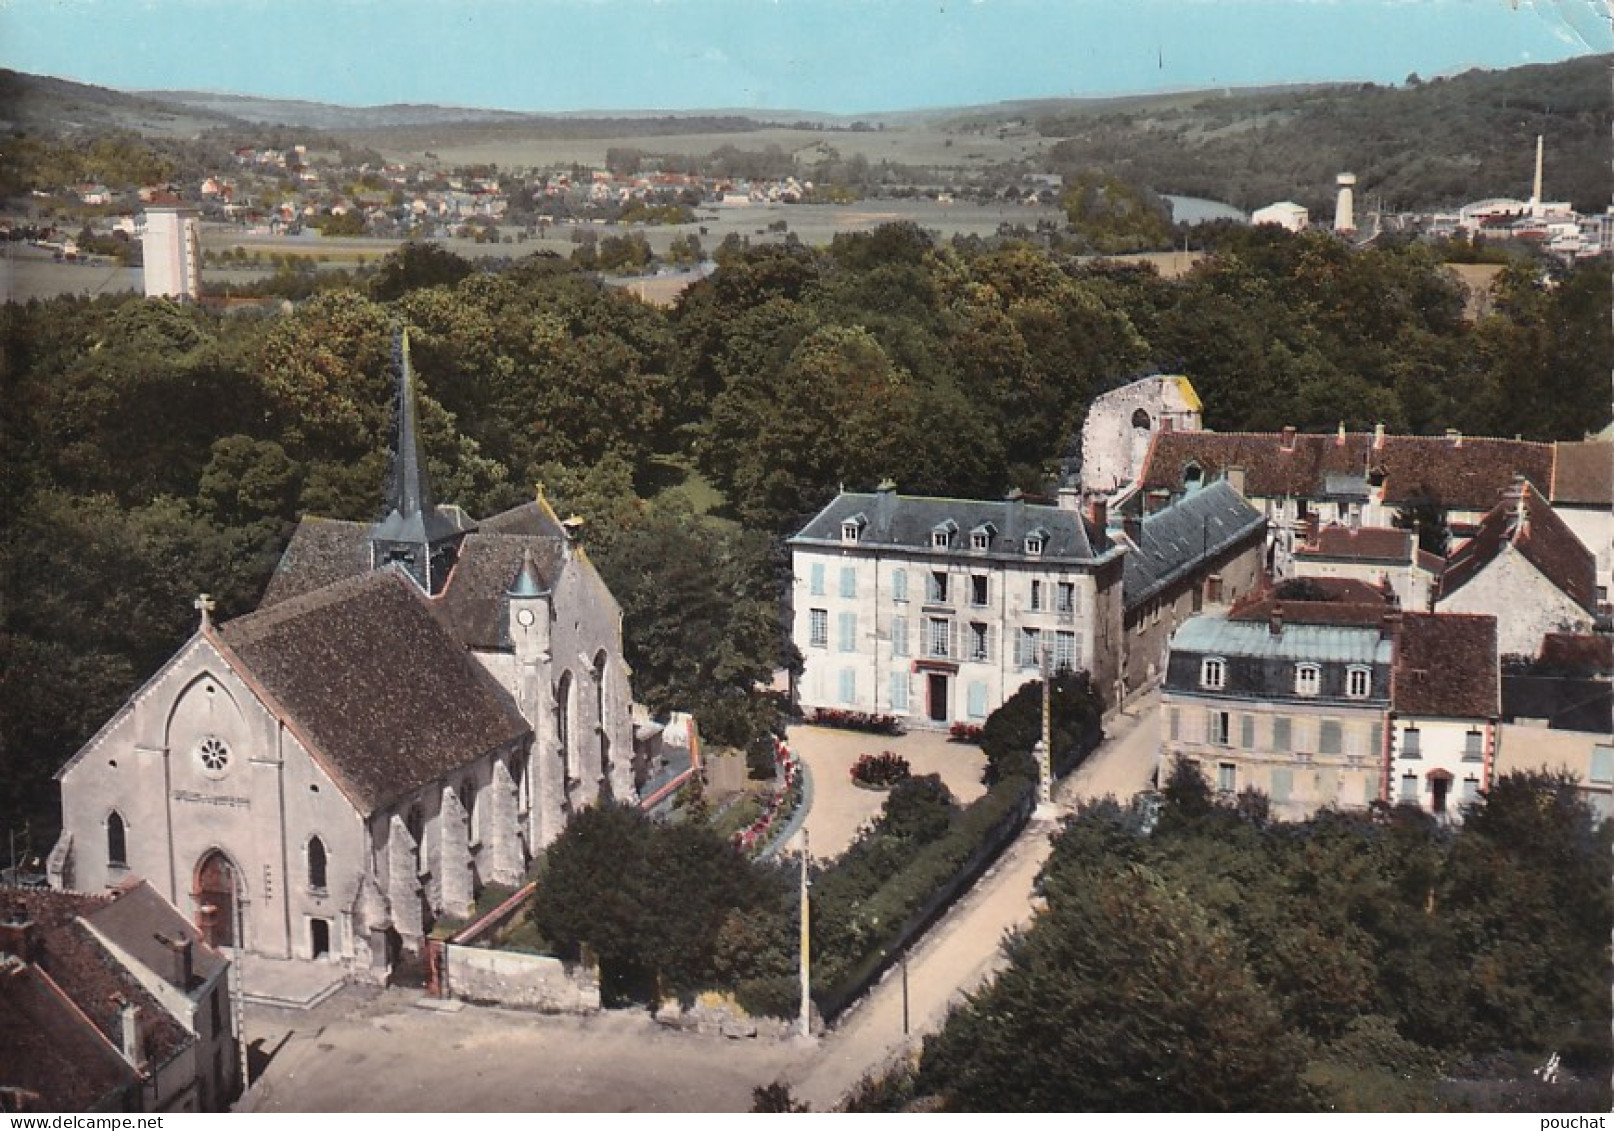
[442, 943, 600, 1012]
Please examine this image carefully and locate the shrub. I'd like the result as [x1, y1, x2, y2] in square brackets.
[812, 707, 905, 735]
[851, 751, 911, 788]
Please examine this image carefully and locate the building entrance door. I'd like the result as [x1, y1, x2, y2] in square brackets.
[194, 850, 236, 948]
[927, 673, 949, 723]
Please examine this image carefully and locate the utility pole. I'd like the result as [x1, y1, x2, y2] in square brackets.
[1033, 641, 1055, 811]
[797, 829, 811, 1040]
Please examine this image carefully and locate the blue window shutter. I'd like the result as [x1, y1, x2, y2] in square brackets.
[890, 672, 908, 710]
[967, 681, 987, 719]
[840, 566, 857, 598]
[810, 563, 825, 596]
[892, 569, 907, 602]
[839, 612, 856, 652]
[839, 668, 855, 705]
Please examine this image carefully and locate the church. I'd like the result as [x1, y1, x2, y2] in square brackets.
[49, 333, 637, 979]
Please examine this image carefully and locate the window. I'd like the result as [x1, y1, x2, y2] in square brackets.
[928, 617, 952, 659]
[892, 569, 908, 603]
[1053, 631, 1077, 672]
[1204, 574, 1223, 604]
[1017, 627, 1042, 668]
[809, 562, 825, 596]
[1461, 776, 1480, 802]
[809, 609, 828, 648]
[1056, 581, 1076, 616]
[967, 681, 988, 719]
[1591, 745, 1614, 785]
[1294, 664, 1320, 697]
[889, 672, 909, 711]
[840, 566, 857, 599]
[841, 515, 865, 543]
[838, 669, 856, 705]
[1209, 711, 1231, 746]
[1463, 729, 1484, 761]
[1270, 768, 1293, 803]
[1273, 716, 1292, 753]
[891, 617, 909, 658]
[1217, 762, 1237, 793]
[838, 612, 857, 652]
[1025, 532, 1045, 556]
[931, 521, 957, 549]
[1168, 708, 1180, 741]
[969, 622, 989, 662]
[307, 836, 328, 891]
[971, 524, 995, 551]
[1369, 723, 1384, 759]
[1200, 657, 1226, 690]
[970, 575, 989, 606]
[1240, 714, 1255, 750]
[1402, 726, 1421, 757]
[1346, 666, 1371, 699]
[927, 571, 949, 603]
[107, 811, 127, 868]
[1030, 580, 1043, 611]
[1319, 719, 1343, 755]
[1399, 773, 1419, 803]
[196, 735, 231, 776]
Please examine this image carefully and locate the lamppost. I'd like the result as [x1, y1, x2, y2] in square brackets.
[797, 828, 811, 1040]
[1032, 642, 1058, 816]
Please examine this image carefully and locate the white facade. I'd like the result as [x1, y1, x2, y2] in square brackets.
[141, 206, 201, 300]
[790, 487, 1125, 728]
[1251, 202, 1308, 232]
[1436, 546, 1594, 659]
[1387, 715, 1495, 820]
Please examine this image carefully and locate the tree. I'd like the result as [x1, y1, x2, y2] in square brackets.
[1393, 487, 1451, 557]
[978, 669, 1104, 785]
[368, 241, 474, 301]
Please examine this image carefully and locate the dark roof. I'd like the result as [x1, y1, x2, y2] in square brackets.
[434, 533, 565, 651]
[791, 488, 1113, 564]
[1502, 675, 1614, 733]
[1438, 480, 1597, 613]
[1122, 481, 1265, 610]
[1550, 440, 1614, 507]
[1393, 612, 1499, 718]
[1, 885, 195, 1109]
[259, 519, 371, 607]
[1228, 579, 1395, 629]
[1538, 633, 1614, 677]
[0, 959, 137, 1112]
[1295, 525, 1414, 564]
[477, 498, 569, 539]
[1141, 430, 1556, 511]
[371, 332, 473, 549]
[219, 570, 530, 814]
[83, 881, 228, 996]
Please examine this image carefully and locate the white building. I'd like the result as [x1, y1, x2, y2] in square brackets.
[1251, 202, 1308, 232]
[1386, 612, 1499, 822]
[788, 483, 1126, 728]
[140, 203, 201, 301]
[1079, 374, 1203, 501]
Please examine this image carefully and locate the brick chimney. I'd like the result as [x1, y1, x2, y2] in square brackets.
[1373, 422, 1386, 450]
[1336, 421, 1346, 447]
[118, 999, 146, 1072]
[1269, 601, 1285, 636]
[158, 933, 194, 990]
[1380, 608, 1402, 640]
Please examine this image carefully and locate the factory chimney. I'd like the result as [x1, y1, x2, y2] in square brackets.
[1333, 173, 1356, 235]
[1529, 135, 1544, 219]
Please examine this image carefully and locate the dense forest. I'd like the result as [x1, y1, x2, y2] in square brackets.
[850, 765, 1613, 1111]
[2, 228, 1609, 853]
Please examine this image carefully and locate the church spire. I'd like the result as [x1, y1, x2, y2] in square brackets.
[370, 328, 472, 594]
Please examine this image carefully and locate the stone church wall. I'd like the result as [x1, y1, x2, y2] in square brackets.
[442, 943, 600, 1012]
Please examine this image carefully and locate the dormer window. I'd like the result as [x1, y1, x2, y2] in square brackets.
[1182, 463, 1204, 493]
[1346, 666, 1371, 699]
[1024, 528, 1047, 557]
[841, 513, 867, 544]
[970, 523, 996, 551]
[1295, 663, 1321, 697]
[931, 519, 958, 550]
[1201, 657, 1226, 690]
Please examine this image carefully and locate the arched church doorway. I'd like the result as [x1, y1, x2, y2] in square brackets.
[194, 850, 237, 948]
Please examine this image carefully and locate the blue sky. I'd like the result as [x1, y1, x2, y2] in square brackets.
[0, 0, 1608, 114]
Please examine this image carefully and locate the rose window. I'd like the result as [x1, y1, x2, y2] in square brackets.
[198, 736, 230, 775]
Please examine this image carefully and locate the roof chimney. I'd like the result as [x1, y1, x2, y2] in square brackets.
[159, 933, 194, 990]
[1373, 422, 1386, 450]
[118, 999, 146, 1072]
[0, 904, 36, 963]
[1380, 608, 1402, 640]
[1445, 428, 1463, 448]
[1336, 421, 1346, 447]
[1269, 601, 1285, 637]
[1226, 465, 1247, 496]
[875, 479, 898, 537]
[1280, 426, 1297, 453]
[1058, 482, 1082, 512]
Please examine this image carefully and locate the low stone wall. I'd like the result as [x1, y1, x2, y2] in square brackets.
[442, 943, 600, 1012]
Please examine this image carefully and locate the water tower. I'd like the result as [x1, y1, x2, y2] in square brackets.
[1333, 173, 1357, 235]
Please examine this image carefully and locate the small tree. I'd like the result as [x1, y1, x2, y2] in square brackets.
[1394, 487, 1451, 558]
[978, 669, 1104, 785]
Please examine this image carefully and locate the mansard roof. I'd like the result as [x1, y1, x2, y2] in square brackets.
[219, 570, 530, 815]
[1140, 429, 1556, 511]
[791, 488, 1114, 564]
[1393, 612, 1499, 719]
[1123, 481, 1265, 610]
[1438, 480, 1596, 613]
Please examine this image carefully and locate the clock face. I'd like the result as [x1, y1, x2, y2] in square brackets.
[516, 608, 536, 627]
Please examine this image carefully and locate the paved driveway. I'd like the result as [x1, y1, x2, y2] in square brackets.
[785, 725, 986, 860]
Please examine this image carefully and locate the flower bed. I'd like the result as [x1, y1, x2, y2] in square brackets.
[850, 751, 911, 790]
[811, 707, 905, 736]
[949, 722, 984, 744]
[732, 738, 802, 857]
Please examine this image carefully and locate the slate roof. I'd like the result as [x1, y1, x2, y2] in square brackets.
[1122, 481, 1265, 610]
[1550, 440, 1614, 507]
[792, 488, 1114, 564]
[83, 881, 228, 995]
[1502, 676, 1614, 733]
[435, 533, 566, 651]
[1140, 429, 1556, 511]
[259, 518, 371, 607]
[1393, 612, 1500, 719]
[1438, 480, 1597, 613]
[1, 884, 195, 1110]
[1295, 525, 1415, 564]
[220, 570, 530, 815]
[478, 499, 570, 539]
